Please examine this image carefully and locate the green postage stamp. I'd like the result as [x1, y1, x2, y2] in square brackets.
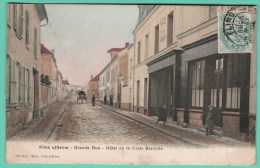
[218, 11, 253, 53]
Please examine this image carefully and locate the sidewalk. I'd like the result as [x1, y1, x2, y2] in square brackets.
[98, 103, 249, 147]
[9, 96, 71, 141]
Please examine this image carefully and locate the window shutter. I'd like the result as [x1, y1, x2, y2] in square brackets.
[28, 69, 31, 103]
[21, 66, 25, 104]
[6, 56, 10, 105]
[13, 4, 17, 31]
[10, 59, 16, 104]
[34, 28, 37, 58]
[25, 11, 29, 45]
[19, 64, 22, 104]
[19, 4, 23, 37]
[24, 69, 28, 104]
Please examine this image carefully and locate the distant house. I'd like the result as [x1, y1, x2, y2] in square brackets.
[87, 74, 100, 100]
[99, 43, 130, 107]
[41, 44, 59, 106]
[62, 79, 71, 93]
[57, 70, 65, 101]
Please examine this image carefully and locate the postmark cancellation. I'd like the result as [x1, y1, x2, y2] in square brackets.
[218, 11, 254, 54]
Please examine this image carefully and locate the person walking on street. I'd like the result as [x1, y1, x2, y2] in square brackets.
[109, 95, 113, 106]
[205, 105, 214, 136]
[92, 95, 96, 106]
[104, 95, 107, 105]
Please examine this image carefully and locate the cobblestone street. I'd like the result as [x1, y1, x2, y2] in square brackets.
[48, 95, 185, 146]
[10, 95, 249, 147]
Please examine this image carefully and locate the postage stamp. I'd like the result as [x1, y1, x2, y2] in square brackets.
[218, 11, 253, 53]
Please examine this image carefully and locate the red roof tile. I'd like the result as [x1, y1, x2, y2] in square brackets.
[89, 74, 100, 83]
[41, 44, 53, 55]
[62, 79, 70, 85]
[107, 43, 129, 53]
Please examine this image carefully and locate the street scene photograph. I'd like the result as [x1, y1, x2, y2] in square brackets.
[5, 4, 257, 165]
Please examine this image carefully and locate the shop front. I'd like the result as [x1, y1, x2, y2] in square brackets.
[146, 34, 251, 139]
[182, 35, 251, 139]
[147, 51, 176, 122]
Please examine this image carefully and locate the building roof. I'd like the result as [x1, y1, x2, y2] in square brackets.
[62, 79, 70, 85]
[41, 44, 53, 55]
[89, 74, 100, 83]
[107, 43, 130, 53]
[35, 4, 48, 23]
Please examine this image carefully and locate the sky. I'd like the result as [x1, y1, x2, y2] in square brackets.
[41, 4, 139, 86]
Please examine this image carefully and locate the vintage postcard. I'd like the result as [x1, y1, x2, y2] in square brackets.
[5, 4, 257, 165]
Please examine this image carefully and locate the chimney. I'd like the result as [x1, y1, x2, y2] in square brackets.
[91, 74, 93, 79]
[51, 49, 55, 55]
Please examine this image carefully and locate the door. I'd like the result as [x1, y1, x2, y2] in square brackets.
[33, 69, 39, 118]
[210, 57, 224, 127]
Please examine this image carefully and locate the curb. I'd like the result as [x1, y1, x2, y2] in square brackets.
[44, 101, 71, 141]
[98, 103, 204, 147]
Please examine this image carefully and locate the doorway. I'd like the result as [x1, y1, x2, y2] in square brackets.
[210, 57, 224, 127]
[33, 68, 39, 119]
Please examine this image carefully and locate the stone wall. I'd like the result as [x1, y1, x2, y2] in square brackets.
[134, 106, 148, 115]
[189, 109, 203, 129]
[6, 106, 30, 138]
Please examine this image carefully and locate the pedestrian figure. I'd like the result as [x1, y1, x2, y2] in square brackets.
[109, 95, 113, 106]
[206, 105, 214, 136]
[156, 104, 167, 126]
[92, 95, 96, 106]
[249, 125, 256, 145]
[104, 95, 107, 105]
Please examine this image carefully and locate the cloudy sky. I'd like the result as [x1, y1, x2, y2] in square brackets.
[41, 4, 139, 86]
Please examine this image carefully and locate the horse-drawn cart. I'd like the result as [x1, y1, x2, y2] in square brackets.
[77, 90, 87, 103]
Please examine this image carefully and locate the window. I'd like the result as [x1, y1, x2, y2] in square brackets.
[24, 69, 28, 104]
[6, 56, 10, 105]
[144, 78, 148, 106]
[33, 28, 37, 59]
[25, 10, 29, 46]
[136, 80, 140, 107]
[18, 4, 23, 37]
[19, 65, 25, 104]
[106, 70, 110, 82]
[209, 6, 217, 19]
[10, 59, 17, 105]
[137, 41, 141, 64]
[13, 4, 17, 31]
[216, 58, 223, 70]
[191, 60, 205, 107]
[167, 12, 173, 46]
[149, 66, 173, 115]
[225, 55, 245, 109]
[27, 69, 31, 103]
[154, 25, 159, 54]
[129, 59, 132, 79]
[145, 34, 149, 59]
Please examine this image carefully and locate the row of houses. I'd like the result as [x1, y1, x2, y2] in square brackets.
[92, 5, 257, 141]
[6, 4, 70, 138]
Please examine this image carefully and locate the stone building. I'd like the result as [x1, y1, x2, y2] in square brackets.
[99, 63, 110, 104]
[6, 4, 48, 138]
[62, 79, 71, 93]
[87, 74, 100, 100]
[119, 44, 134, 110]
[57, 70, 66, 101]
[98, 43, 130, 107]
[132, 5, 256, 140]
[41, 44, 58, 106]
